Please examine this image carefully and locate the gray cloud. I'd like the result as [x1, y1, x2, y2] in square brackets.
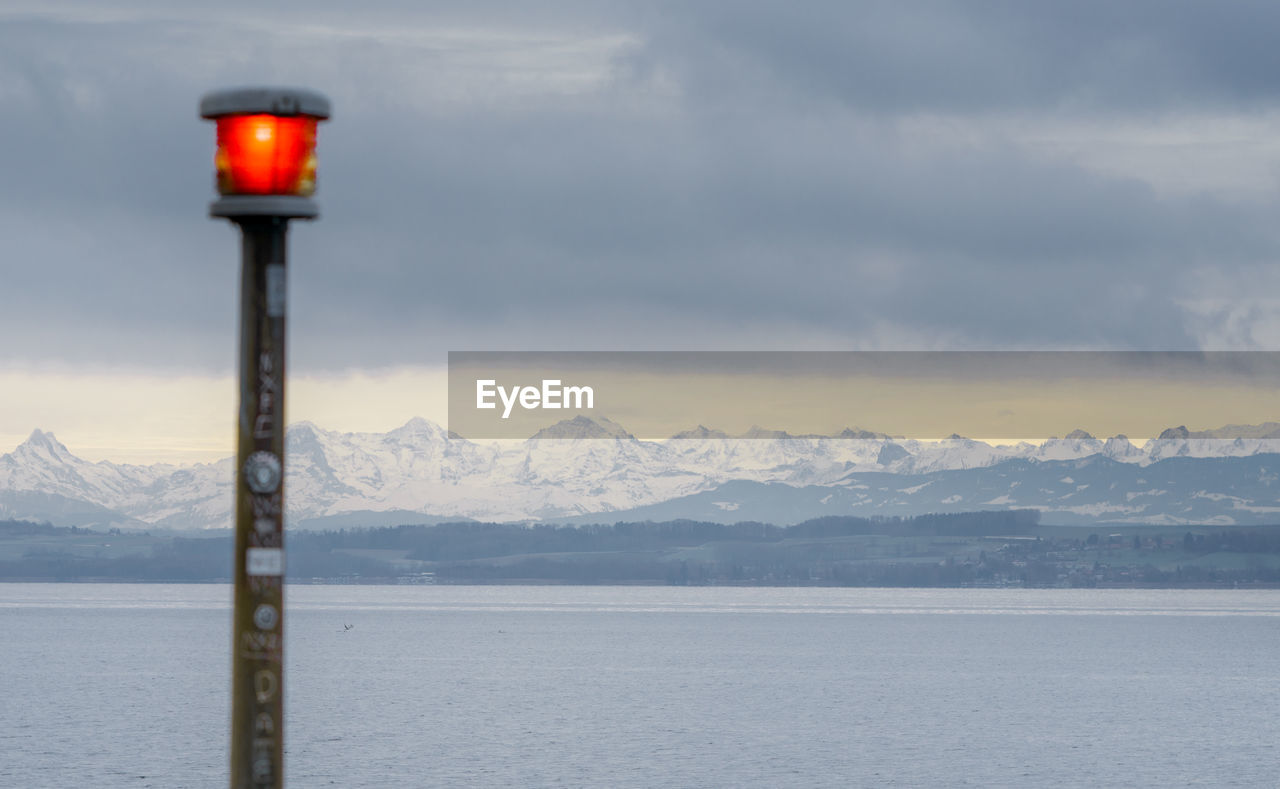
[639, 1, 1280, 113]
[2, 2, 1279, 374]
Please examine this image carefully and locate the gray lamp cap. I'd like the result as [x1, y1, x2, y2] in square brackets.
[200, 87, 331, 119]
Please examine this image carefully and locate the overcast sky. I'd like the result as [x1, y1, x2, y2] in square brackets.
[3, 1, 1280, 460]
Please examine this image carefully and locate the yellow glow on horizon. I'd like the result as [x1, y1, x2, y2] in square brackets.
[0, 362, 1266, 464]
[0, 366, 448, 465]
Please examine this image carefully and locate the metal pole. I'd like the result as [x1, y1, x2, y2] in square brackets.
[230, 216, 289, 789]
[202, 84, 328, 789]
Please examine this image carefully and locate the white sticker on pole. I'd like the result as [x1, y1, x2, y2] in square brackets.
[246, 547, 285, 576]
[265, 264, 286, 317]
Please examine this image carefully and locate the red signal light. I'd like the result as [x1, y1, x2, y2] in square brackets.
[201, 87, 330, 217]
[215, 114, 319, 197]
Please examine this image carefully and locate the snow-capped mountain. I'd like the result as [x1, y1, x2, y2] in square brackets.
[0, 429, 173, 508]
[2, 418, 1279, 529]
[558, 454, 1280, 527]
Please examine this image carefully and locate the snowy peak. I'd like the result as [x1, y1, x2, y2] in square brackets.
[529, 416, 634, 440]
[0, 428, 171, 512]
[1214, 422, 1280, 439]
[740, 426, 793, 439]
[1102, 434, 1144, 460]
[671, 425, 730, 440]
[5, 417, 1280, 529]
[876, 442, 912, 466]
[15, 429, 76, 463]
[672, 425, 890, 440]
[837, 427, 893, 440]
[387, 416, 450, 444]
[1158, 422, 1280, 440]
[1036, 430, 1103, 461]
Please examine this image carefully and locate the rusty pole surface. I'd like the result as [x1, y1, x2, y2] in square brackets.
[230, 217, 289, 789]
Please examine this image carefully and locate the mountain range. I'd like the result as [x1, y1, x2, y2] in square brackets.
[2, 417, 1279, 530]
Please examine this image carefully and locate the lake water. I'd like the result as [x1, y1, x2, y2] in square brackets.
[2, 584, 1278, 787]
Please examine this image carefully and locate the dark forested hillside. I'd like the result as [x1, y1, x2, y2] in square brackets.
[4, 512, 1280, 586]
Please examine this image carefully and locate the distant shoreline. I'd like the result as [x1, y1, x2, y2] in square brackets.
[6, 515, 1280, 589]
[5, 578, 1280, 590]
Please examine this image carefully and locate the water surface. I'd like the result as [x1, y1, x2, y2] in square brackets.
[3, 585, 1278, 787]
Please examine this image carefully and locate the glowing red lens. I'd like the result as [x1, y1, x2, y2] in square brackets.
[214, 115, 319, 196]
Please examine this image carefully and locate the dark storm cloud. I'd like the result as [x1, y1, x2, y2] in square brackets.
[1, 1, 1278, 373]
[312, 107, 1264, 353]
[639, 0, 1280, 113]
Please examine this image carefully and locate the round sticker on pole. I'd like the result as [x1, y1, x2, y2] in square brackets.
[244, 451, 282, 494]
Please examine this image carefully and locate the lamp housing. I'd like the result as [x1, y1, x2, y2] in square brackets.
[200, 87, 331, 219]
